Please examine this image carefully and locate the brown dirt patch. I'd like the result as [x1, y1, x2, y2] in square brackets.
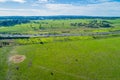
[9, 55, 26, 63]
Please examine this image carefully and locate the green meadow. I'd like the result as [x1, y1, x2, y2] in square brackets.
[0, 18, 120, 80]
[0, 19, 120, 34]
[0, 37, 120, 80]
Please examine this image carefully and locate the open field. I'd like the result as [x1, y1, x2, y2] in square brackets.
[0, 37, 120, 80]
[0, 19, 120, 35]
[0, 17, 120, 80]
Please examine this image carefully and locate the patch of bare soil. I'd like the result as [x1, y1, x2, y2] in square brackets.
[9, 55, 26, 63]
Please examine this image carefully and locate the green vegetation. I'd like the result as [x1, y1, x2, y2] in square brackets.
[16, 36, 93, 45]
[0, 19, 120, 34]
[0, 17, 120, 80]
[0, 37, 120, 80]
[0, 47, 11, 80]
[0, 19, 30, 27]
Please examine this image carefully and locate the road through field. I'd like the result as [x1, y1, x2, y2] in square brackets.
[0, 31, 120, 39]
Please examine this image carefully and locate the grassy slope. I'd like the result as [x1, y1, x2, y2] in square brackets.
[1, 37, 120, 80]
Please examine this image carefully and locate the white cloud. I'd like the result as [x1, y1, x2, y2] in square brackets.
[44, 2, 120, 16]
[45, 4, 73, 10]
[90, 0, 111, 2]
[80, 0, 111, 3]
[0, 1, 120, 16]
[32, 0, 54, 6]
[12, 0, 26, 3]
[36, 0, 54, 3]
[0, 0, 7, 2]
[38, 0, 48, 3]
[0, 8, 59, 16]
[0, 0, 26, 3]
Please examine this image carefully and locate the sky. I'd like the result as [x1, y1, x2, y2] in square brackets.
[0, 0, 120, 16]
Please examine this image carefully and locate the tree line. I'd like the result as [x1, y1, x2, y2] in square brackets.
[0, 16, 120, 20]
[0, 19, 30, 27]
[70, 20, 112, 28]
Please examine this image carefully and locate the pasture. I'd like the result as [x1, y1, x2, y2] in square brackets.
[0, 19, 120, 34]
[0, 17, 120, 80]
[0, 37, 120, 80]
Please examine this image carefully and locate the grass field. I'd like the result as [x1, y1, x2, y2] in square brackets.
[0, 37, 120, 80]
[0, 17, 120, 80]
[0, 19, 120, 34]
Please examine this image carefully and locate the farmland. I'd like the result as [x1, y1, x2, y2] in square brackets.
[0, 16, 120, 80]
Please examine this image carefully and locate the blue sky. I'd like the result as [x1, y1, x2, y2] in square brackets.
[0, 0, 120, 16]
